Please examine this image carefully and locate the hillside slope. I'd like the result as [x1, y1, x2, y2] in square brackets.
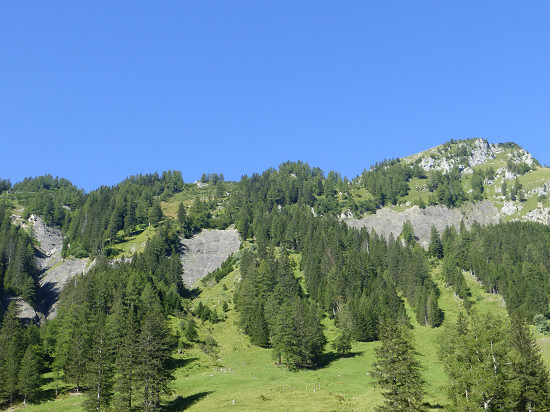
[347, 138, 550, 242]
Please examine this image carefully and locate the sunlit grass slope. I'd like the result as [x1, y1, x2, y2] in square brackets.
[13, 259, 550, 411]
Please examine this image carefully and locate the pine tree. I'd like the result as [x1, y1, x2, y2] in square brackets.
[428, 226, 443, 259]
[426, 291, 442, 327]
[18, 344, 42, 406]
[372, 319, 426, 411]
[177, 202, 186, 227]
[137, 302, 174, 410]
[113, 309, 140, 411]
[332, 329, 352, 356]
[83, 313, 114, 412]
[509, 315, 550, 411]
[439, 312, 510, 410]
[249, 303, 269, 347]
[400, 220, 416, 247]
[271, 300, 299, 367]
[0, 302, 24, 404]
[124, 200, 137, 235]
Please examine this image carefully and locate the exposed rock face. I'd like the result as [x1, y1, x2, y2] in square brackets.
[31, 216, 89, 320]
[418, 138, 496, 174]
[180, 228, 241, 288]
[522, 207, 550, 225]
[346, 201, 500, 248]
[501, 202, 520, 216]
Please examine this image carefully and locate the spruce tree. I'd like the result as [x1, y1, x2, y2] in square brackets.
[439, 312, 510, 410]
[372, 319, 426, 411]
[509, 315, 550, 411]
[0, 302, 24, 404]
[18, 344, 42, 406]
[271, 300, 299, 366]
[113, 308, 140, 411]
[83, 313, 114, 412]
[428, 226, 443, 259]
[137, 301, 174, 410]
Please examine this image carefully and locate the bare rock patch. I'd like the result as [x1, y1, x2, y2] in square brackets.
[180, 228, 241, 288]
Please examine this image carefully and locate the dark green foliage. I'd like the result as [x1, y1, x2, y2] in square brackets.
[501, 180, 508, 198]
[200, 173, 224, 184]
[195, 301, 219, 323]
[137, 301, 175, 411]
[0, 210, 38, 305]
[184, 318, 198, 342]
[18, 344, 43, 406]
[0, 179, 11, 194]
[510, 177, 525, 201]
[201, 254, 235, 285]
[13, 175, 83, 228]
[113, 308, 140, 410]
[464, 222, 550, 320]
[400, 220, 415, 247]
[271, 298, 325, 368]
[507, 158, 531, 176]
[0, 303, 25, 404]
[534, 314, 550, 334]
[5, 157, 550, 407]
[360, 159, 413, 207]
[442, 253, 471, 309]
[45, 228, 182, 409]
[428, 226, 443, 259]
[470, 169, 485, 201]
[83, 313, 114, 411]
[372, 319, 426, 411]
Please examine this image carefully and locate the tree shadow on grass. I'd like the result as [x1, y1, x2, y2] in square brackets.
[163, 391, 214, 411]
[311, 351, 364, 370]
[32, 377, 74, 405]
[424, 402, 444, 409]
[182, 287, 201, 300]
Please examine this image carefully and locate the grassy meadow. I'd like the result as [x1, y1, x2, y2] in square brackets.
[13, 254, 544, 412]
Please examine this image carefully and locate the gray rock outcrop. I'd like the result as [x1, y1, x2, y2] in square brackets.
[346, 200, 500, 247]
[180, 228, 241, 288]
[30, 216, 89, 320]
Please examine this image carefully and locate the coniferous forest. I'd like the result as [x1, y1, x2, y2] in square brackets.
[2, 141, 550, 410]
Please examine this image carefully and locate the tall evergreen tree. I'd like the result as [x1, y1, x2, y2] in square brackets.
[509, 315, 550, 411]
[372, 319, 426, 411]
[137, 302, 174, 411]
[439, 312, 510, 410]
[83, 313, 114, 412]
[18, 344, 43, 406]
[428, 226, 443, 259]
[0, 302, 24, 405]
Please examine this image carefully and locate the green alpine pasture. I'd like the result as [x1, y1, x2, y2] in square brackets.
[14, 258, 549, 412]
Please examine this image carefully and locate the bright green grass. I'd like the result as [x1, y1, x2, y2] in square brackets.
[111, 225, 157, 259]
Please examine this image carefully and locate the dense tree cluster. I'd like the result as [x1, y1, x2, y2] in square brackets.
[3, 156, 550, 409]
[0, 303, 43, 406]
[462, 222, 550, 321]
[0, 207, 38, 305]
[230, 164, 444, 364]
[440, 312, 550, 411]
[14, 175, 84, 228]
[359, 159, 426, 207]
[0, 229, 183, 410]
[63, 171, 185, 257]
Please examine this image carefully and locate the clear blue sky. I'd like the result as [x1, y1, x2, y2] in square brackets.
[2, 2, 550, 191]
